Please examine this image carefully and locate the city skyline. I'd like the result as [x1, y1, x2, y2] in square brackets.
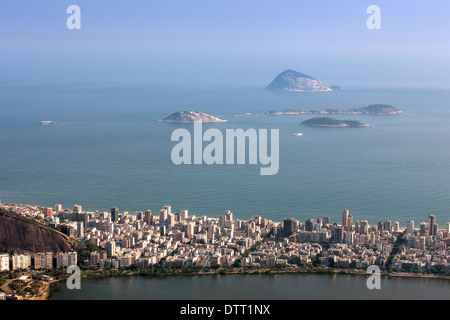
[2, 200, 450, 300]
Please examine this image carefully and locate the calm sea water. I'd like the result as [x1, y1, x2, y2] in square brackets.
[1, 84, 449, 226]
[2, 84, 450, 299]
[50, 273, 450, 300]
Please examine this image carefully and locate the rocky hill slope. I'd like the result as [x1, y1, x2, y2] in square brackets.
[0, 209, 84, 253]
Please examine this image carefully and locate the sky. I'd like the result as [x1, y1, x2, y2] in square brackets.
[0, 0, 449, 87]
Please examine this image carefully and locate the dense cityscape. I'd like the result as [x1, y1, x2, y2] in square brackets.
[1, 202, 450, 300]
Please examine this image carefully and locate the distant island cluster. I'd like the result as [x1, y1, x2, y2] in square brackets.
[159, 69, 403, 128]
[39, 69, 404, 129]
[38, 69, 403, 129]
[162, 104, 402, 129]
[265, 104, 403, 116]
[267, 104, 403, 128]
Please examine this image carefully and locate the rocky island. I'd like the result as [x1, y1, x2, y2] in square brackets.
[162, 111, 227, 123]
[300, 117, 371, 127]
[351, 104, 403, 115]
[266, 69, 332, 92]
[266, 104, 403, 115]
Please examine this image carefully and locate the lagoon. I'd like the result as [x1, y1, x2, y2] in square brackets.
[50, 273, 450, 300]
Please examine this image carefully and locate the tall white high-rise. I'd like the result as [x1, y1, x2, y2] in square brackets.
[384, 220, 392, 233]
[163, 205, 171, 216]
[360, 220, 369, 234]
[347, 215, 353, 231]
[106, 241, 116, 257]
[406, 220, 414, 234]
[342, 210, 349, 229]
[345, 231, 355, 246]
[393, 221, 400, 232]
[420, 221, 427, 236]
[68, 252, 77, 267]
[219, 215, 226, 228]
[428, 214, 437, 236]
[144, 209, 152, 225]
[0, 254, 10, 271]
[419, 236, 426, 250]
[180, 209, 189, 220]
[186, 222, 194, 237]
[167, 213, 175, 226]
[160, 207, 168, 224]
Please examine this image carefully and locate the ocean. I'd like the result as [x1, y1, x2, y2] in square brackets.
[1, 84, 450, 227]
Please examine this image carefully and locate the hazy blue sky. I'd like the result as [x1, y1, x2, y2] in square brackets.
[0, 0, 449, 87]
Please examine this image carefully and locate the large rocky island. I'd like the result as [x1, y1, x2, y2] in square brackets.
[266, 104, 403, 115]
[300, 117, 371, 127]
[266, 69, 332, 92]
[162, 111, 227, 123]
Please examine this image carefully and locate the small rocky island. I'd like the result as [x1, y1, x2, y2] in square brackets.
[266, 104, 403, 115]
[162, 111, 227, 123]
[266, 69, 332, 92]
[300, 117, 370, 127]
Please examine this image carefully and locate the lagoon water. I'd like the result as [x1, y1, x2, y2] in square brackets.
[50, 273, 450, 300]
